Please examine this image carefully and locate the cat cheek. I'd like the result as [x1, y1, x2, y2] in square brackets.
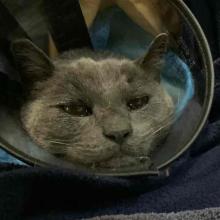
[123, 137, 154, 156]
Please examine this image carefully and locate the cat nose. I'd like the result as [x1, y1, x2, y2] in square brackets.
[104, 128, 132, 144]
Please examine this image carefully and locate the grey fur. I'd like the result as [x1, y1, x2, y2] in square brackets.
[11, 33, 174, 170]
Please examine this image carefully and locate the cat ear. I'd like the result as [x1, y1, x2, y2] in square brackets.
[11, 39, 54, 86]
[135, 33, 169, 81]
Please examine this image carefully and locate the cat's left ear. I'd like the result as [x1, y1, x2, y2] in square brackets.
[11, 39, 54, 86]
[135, 33, 169, 81]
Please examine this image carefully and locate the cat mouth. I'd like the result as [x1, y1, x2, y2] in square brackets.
[93, 155, 152, 171]
[51, 146, 153, 171]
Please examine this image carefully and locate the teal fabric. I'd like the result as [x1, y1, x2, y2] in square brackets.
[89, 7, 194, 117]
[0, 148, 25, 165]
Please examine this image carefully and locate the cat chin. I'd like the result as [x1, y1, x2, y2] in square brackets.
[61, 151, 152, 171]
[94, 154, 152, 170]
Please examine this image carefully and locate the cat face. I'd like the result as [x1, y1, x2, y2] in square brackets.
[11, 34, 174, 170]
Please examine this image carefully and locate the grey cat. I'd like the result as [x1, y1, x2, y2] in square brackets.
[11, 33, 174, 170]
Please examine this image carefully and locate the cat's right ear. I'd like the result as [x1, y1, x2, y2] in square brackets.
[135, 33, 169, 82]
[11, 39, 54, 86]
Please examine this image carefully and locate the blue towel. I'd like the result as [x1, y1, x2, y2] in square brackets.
[0, 148, 24, 165]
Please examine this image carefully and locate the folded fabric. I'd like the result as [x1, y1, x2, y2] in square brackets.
[184, 0, 220, 60]
[0, 148, 25, 165]
[0, 135, 220, 219]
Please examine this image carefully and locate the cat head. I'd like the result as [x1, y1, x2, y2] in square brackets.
[11, 33, 174, 170]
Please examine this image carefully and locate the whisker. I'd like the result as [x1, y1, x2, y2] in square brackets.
[146, 115, 156, 120]
[48, 140, 71, 146]
[177, 92, 180, 107]
[145, 114, 174, 139]
[150, 121, 172, 136]
[50, 149, 68, 154]
[45, 138, 71, 142]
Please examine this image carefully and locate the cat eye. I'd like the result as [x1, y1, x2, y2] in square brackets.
[59, 103, 92, 117]
[127, 96, 149, 111]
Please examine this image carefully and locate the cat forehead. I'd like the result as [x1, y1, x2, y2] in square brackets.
[54, 57, 140, 76]
[47, 57, 149, 99]
[74, 57, 125, 66]
[53, 57, 147, 94]
[40, 56, 161, 103]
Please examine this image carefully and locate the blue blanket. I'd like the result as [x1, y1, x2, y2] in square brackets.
[0, 94, 219, 220]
